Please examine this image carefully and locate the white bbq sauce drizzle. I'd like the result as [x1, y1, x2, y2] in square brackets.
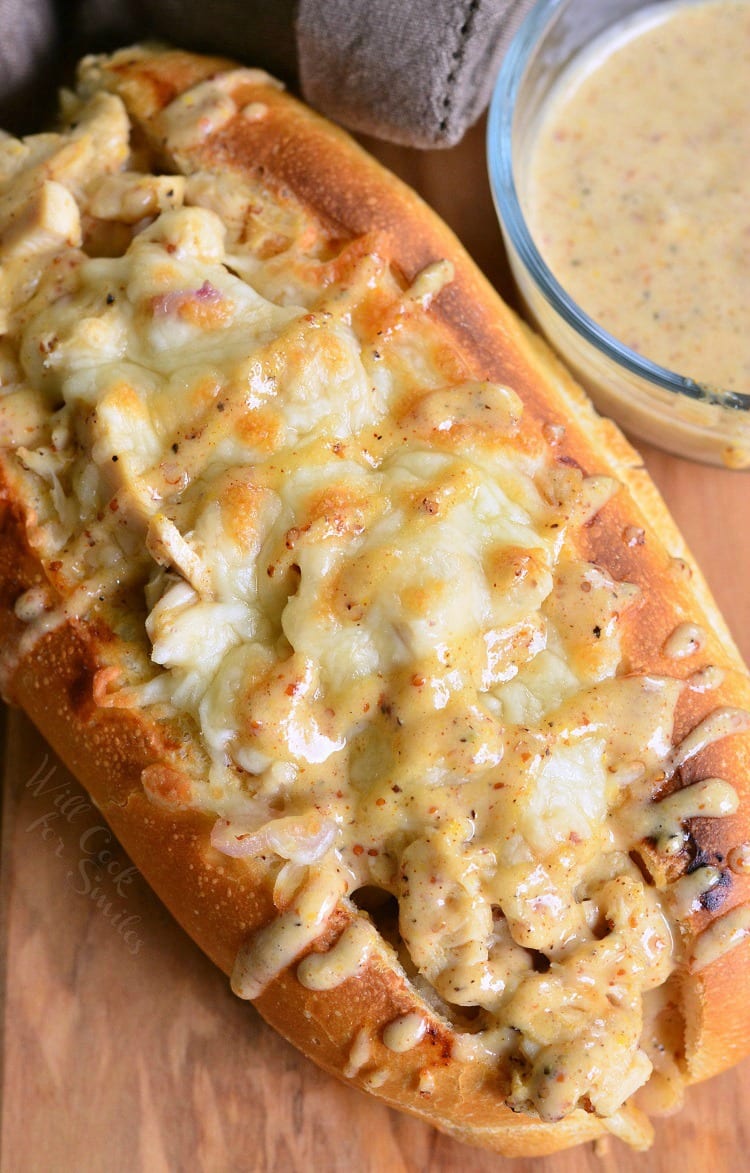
[382, 1012, 427, 1054]
[296, 917, 374, 990]
[344, 1027, 371, 1079]
[690, 905, 750, 974]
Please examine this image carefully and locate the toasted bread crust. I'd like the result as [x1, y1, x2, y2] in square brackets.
[1, 47, 749, 1157]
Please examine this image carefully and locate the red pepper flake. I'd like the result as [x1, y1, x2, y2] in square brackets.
[375, 797, 386, 807]
[352, 844, 365, 856]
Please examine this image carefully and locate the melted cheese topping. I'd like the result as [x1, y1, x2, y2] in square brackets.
[1, 57, 748, 1133]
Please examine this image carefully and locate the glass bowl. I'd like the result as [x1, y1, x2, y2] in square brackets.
[487, 0, 750, 469]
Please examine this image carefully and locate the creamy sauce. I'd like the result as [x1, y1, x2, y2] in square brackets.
[668, 866, 722, 917]
[344, 1027, 371, 1078]
[728, 843, 750, 875]
[296, 917, 373, 990]
[668, 707, 750, 771]
[600, 1104, 654, 1151]
[664, 622, 705, 661]
[382, 1012, 428, 1054]
[3, 56, 750, 1133]
[159, 70, 280, 153]
[689, 904, 750, 972]
[13, 584, 53, 622]
[652, 776, 739, 826]
[688, 665, 725, 692]
[231, 865, 346, 999]
[526, 0, 750, 394]
[241, 102, 269, 122]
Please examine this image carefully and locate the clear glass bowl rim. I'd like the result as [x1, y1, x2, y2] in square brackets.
[486, 0, 750, 415]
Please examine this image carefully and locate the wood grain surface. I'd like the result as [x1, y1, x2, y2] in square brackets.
[2, 118, 749, 1173]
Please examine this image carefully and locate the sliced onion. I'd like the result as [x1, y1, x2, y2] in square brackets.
[273, 859, 308, 909]
[151, 281, 222, 317]
[210, 813, 337, 864]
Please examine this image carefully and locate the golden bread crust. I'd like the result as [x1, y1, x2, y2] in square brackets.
[1, 46, 749, 1157]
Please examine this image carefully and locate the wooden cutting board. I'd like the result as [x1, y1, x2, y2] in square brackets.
[2, 121, 749, 1173]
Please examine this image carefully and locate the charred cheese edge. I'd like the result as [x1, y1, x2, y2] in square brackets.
[1, 46, 750, 1157]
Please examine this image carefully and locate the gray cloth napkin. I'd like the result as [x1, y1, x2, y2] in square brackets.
[0, 0, 57, 128]
[0, 0, 536, 146]
[298, 0, 536, 147]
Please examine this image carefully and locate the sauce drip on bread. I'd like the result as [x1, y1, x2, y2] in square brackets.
[1, 51, 749, 1141]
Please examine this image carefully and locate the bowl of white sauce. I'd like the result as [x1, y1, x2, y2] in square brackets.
[488, 0, 750, 468]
